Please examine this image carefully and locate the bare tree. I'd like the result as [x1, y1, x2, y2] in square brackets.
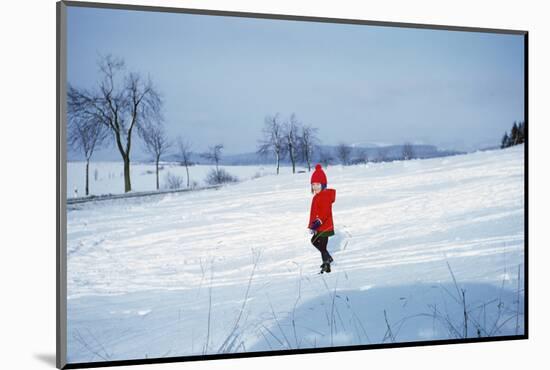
[164, 172, 183, 190]
[257, 114, 286, 175]
[67, 115, 108, 196]
[201, 144, 224, 172]
[299, 124, 319, 172]
[284, 113, 301, 174]
[67, 55, 163, 192]
[402, 142, 415, 160]
[141, 124, 171, 190]
[176, 136, 193, 188]
[336, 143, 352, 166]
[205, 168, 238, 185]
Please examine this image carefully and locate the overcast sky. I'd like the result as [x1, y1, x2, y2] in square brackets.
[67, 6, 524, 155]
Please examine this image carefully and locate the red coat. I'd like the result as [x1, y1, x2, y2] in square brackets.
[308, 188, 336, 235]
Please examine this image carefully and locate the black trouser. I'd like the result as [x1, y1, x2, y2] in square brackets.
[311, 234, 332, 263]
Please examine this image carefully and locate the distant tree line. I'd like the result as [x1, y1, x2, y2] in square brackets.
[257, 113, 419, 174]
[257, 113, 319, 174]
[69, 55, 423, 195]
[501, 121, 526, 149]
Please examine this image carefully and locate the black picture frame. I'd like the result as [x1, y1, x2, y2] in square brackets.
[56, 1, 528, 368]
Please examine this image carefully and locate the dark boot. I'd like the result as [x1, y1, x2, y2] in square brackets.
[320, 256, 334, 268]
[320, 262, 331, 273]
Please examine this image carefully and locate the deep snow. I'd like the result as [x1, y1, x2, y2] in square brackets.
[66, 145, 525, 364]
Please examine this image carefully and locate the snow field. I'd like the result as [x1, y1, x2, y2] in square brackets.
[66, 145, 525, 363]
[67, 162, 274, 197]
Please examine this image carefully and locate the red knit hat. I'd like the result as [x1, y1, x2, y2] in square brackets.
[311, 164, 327, 185]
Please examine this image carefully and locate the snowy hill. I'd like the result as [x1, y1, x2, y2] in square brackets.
[66, 145, 525, 364]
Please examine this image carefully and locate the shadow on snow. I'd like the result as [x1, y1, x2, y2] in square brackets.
[248, 281, 524, 352]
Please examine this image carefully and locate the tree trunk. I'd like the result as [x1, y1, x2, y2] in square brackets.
[289, 145, 296, 174]
[185, 164, 190, 188]
[123, 156, 131, 192]
[85, 159, 90, 196]
[276, 152, 280, 175]
[112, 127, 133, 193]
[155, 157, 160, 190]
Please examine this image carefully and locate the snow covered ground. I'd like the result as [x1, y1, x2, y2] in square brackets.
[66, 145, 525, 364]
[67, 162, 275, 197]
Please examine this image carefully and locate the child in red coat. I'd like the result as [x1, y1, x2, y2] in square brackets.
[308, 164, 336, 273]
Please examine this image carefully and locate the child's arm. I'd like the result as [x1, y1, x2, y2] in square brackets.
[308, 197, 320, 229]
